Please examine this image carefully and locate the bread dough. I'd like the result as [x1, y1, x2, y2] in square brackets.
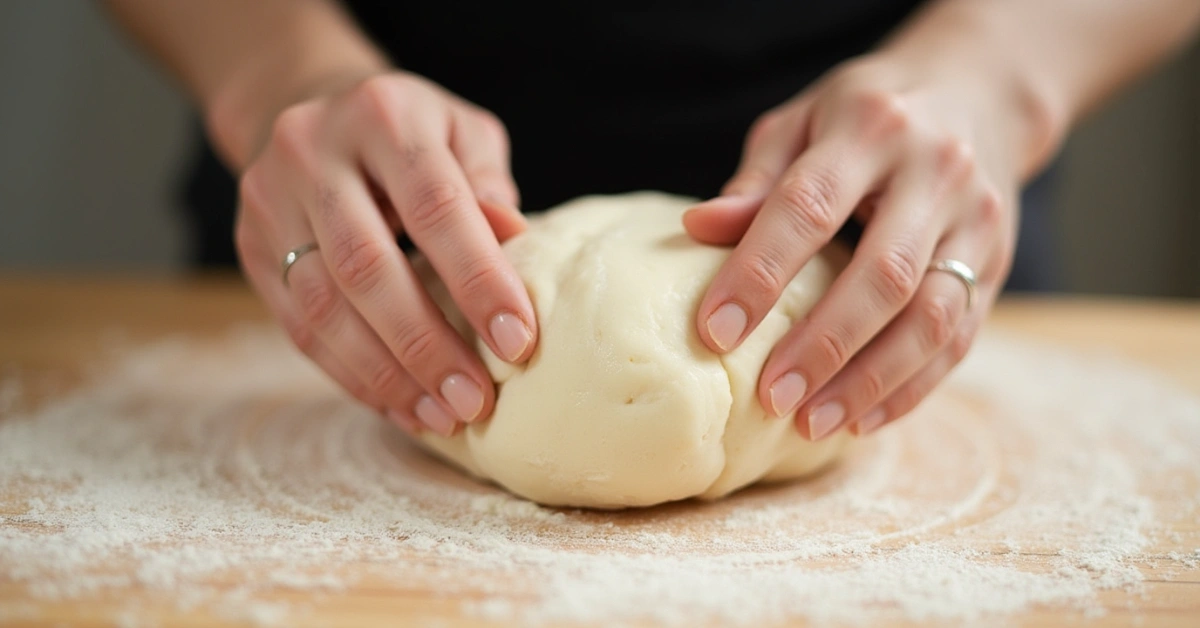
[413, 191, 851, 508]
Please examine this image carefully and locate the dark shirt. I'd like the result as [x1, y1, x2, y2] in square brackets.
[179, 0, 1059, 290]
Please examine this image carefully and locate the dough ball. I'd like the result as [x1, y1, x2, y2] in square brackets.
[413, 191, 850, 508]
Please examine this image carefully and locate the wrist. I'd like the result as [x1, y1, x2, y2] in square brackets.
[875, 1, 1067, 180]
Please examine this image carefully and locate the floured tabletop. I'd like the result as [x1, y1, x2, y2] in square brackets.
[1, 273, 1198, 627]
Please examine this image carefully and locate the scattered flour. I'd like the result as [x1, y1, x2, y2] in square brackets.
[1, 325, 1198, 626]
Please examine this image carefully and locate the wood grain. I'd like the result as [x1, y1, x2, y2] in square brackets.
[1, 273, 1198, 627]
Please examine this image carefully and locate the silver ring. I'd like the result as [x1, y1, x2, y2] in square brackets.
[928, 258, 977, 310]
[281, 242, 319, 287]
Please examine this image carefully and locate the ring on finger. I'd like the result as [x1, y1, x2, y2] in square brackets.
[281, 242, 320, 288]
[927, 258, 977, 310]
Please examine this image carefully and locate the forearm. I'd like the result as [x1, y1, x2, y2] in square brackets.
[878, 0, 1200, 178]
[103, 0, 390, 170]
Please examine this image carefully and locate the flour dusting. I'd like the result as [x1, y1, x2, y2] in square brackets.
[1, 325, 1198, 625]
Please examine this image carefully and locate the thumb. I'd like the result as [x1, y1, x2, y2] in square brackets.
[684, 105, 811, 245]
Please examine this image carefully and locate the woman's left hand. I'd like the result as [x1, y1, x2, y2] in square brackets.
[685, 52, 1047, 440]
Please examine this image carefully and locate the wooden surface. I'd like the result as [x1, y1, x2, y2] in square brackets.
[1, 272, 1199, 627]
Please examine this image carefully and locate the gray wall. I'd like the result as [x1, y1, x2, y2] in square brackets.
[0, 1, 188, 271]
[1, 2, 1198, 296]
[1054, 43, 1200, 297]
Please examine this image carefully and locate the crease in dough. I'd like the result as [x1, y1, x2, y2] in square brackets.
[412, 191, 850, 508]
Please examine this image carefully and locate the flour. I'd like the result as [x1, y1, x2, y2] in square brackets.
[1, 325, 1198, 626]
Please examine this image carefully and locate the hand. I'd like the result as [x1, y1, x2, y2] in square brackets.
[685, 54, 1031, 440]
[234, 71, 539, 437]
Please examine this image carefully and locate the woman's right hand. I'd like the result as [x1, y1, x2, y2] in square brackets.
[234, 71, 538, 437]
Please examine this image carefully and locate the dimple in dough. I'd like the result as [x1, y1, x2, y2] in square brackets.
[413, 191, 851, 509]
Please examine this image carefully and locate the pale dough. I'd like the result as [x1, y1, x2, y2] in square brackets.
[413, 191, 850, 508]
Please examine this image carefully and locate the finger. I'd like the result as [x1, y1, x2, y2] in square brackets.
[850, 285, 995, 437]
[362, 110, 539, 368]
[684, 103, 811, 245]
[301, 167, 497, 426]
[276, 228, 448, 427]
[243, 161, 466, 432]
[236, 210, 385, 411]
[757, 162, 949, 427]
[286, 256, 461, 436]
[793, 226, 990, 440]
[448, 106, 527, 242]
[697, 138, 885, 356]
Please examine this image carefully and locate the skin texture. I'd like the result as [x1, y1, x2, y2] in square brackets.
[684, 0, 1200, 439]
[231, 74, 539, 436]
[103, 0, 540, 435]
[104, 0, 1200, 438]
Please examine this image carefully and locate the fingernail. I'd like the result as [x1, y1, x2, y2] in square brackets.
[768, 372, 808, 417]
[414, 395, 458, 437]
[440, 373, 485, 422]
[855, 409, 887, 436]
[807, 401, 845, 440]
[489, 311, 533, 363]
[706, 302, 748, 352]
[386, 409, 424, 436]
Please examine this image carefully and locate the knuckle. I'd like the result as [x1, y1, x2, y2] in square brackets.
[858, 368, 886, 402]
[476, 109, 509, 144]
[297, 281, 340, 328]
[352, 75, 422, 145]
[456, 255, 505, 300]
[871, 245, 922, 305]
[269, 103, 318, 163]
[237, 167, 268, 215]
[949, 330, 974, 363]
[329, 233, 389, 292]
[354, 75, 405, 117]
[406, 181, 466, 234]
[813, 325, 853, 370]
[741, 251, 789, 301]
[853, 89, 910, 140]
[776, 173, 840, 235]
[392, 321, 442, 368]
[977, 186, 1005, 227]
[366, 361, 405, 394]
[918, 295, 958, 350]
[935, 136, 976, 185]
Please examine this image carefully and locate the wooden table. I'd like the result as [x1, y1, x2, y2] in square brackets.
[1, 273, 1198, 627]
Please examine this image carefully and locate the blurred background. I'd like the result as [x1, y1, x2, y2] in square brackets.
[1, 2, 1197, 297]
